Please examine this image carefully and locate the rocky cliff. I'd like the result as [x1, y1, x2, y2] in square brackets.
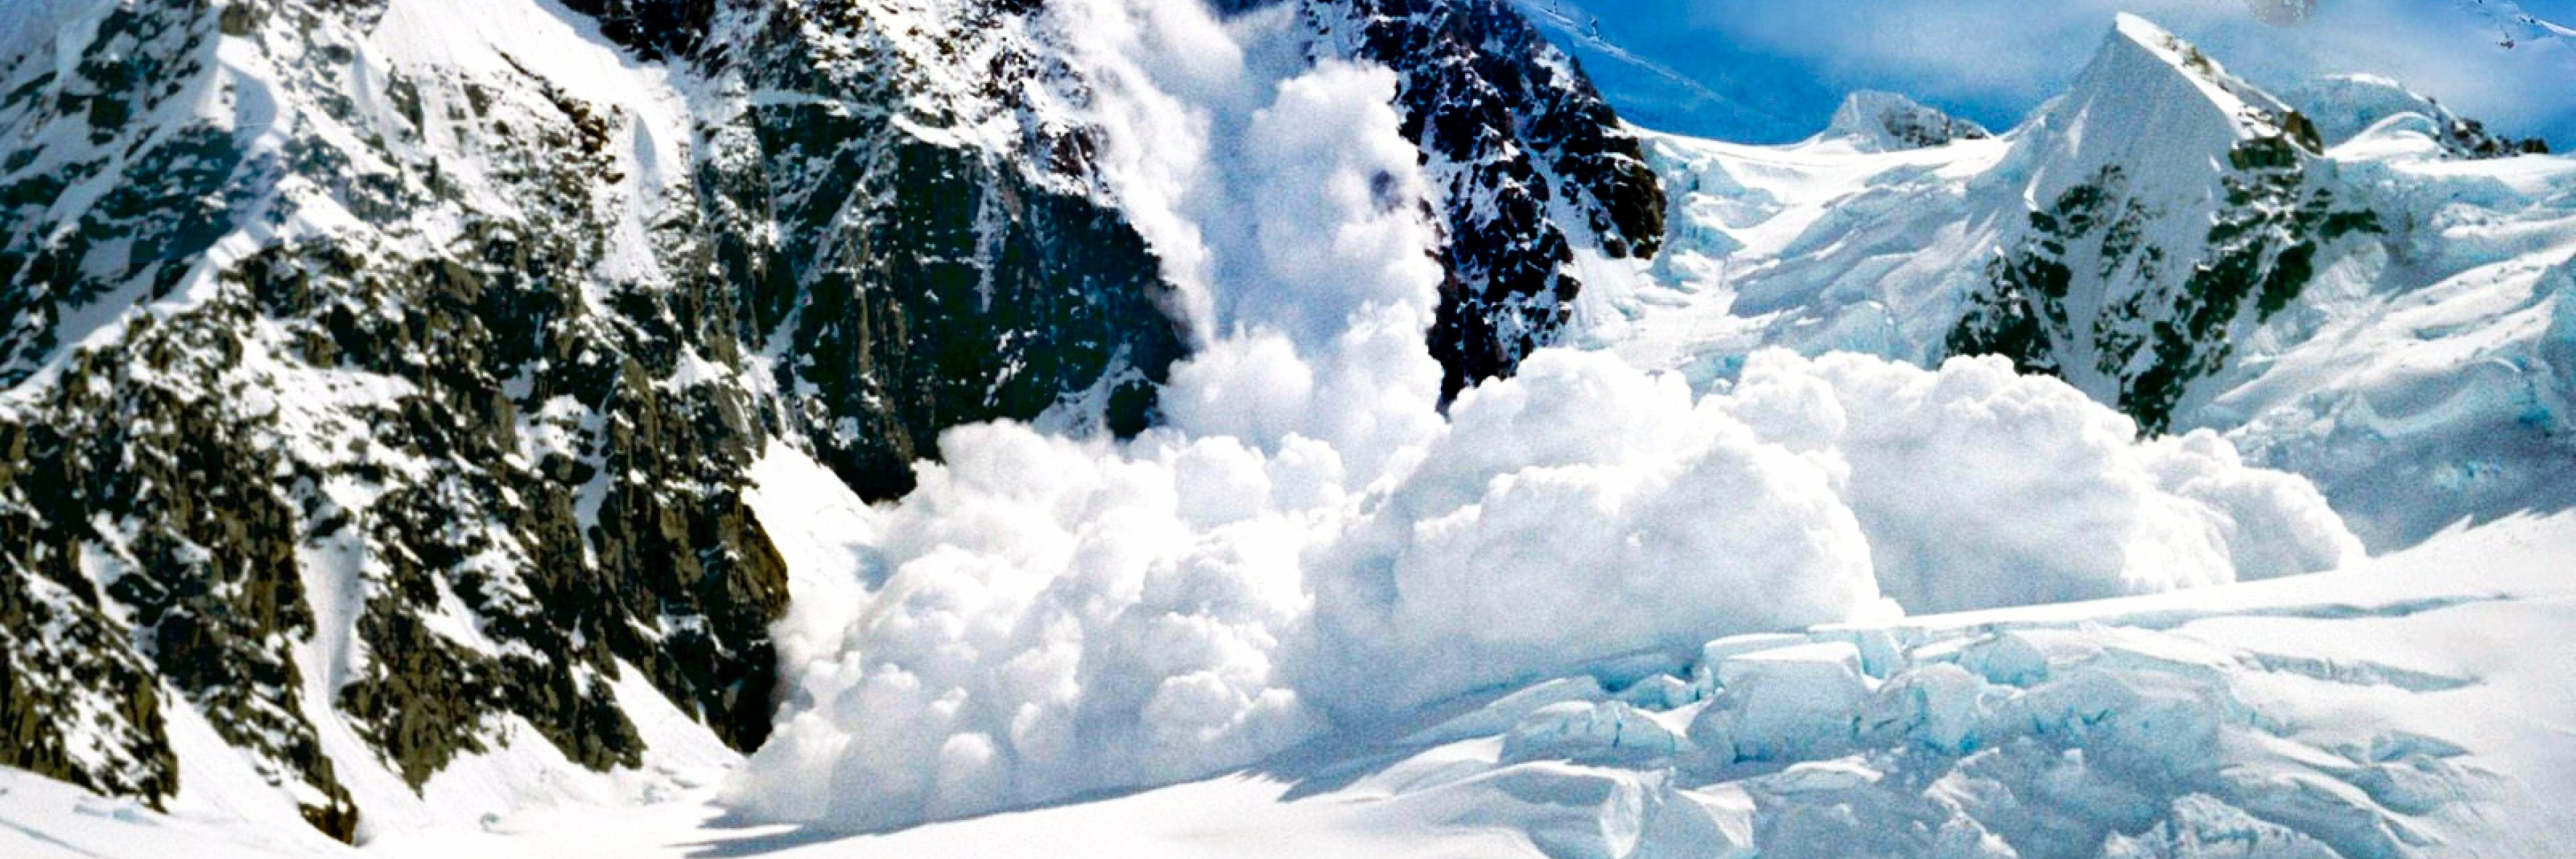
[0, 0, 1658, 840]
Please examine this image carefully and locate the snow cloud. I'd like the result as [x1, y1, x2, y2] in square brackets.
[726, 0, 2364, 832]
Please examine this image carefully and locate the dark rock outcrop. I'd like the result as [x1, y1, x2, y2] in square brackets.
[1947, 15, 2381, 435]
[1309, 0, 1664, 402]
[0, 0, 1176, 838]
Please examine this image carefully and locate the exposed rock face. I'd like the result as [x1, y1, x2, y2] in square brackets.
[0, 0, 1177, 839]
[555, 0, 720, 61]
[691, 0, 1189, 501]
[0, 0, 1660, 841]
[0, 0, 790, 838]
[1947, 15, 2378, 434]
[1308, 0, 1664, 402]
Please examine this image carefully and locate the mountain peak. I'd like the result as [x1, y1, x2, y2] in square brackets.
[2094, 13, 2300, 137]
[2024, 15, 2318, 201]
[1955, 14, 2377, 436]
[1819, 91, 1990, 152]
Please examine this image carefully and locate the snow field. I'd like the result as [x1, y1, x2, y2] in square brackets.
[1299, 512, 2576, 859]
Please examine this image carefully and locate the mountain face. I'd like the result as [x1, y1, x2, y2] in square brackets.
[1597, 13, 2574, 550]
[0, 0, 1652, 841]
[1311, 0, 1664, 402]
[1948, 15, 2380, 433]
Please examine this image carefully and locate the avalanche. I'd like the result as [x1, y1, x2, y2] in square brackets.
[11, 508, 2571, 859]
[1, 1, 2569, 858]
[718, 3, 2355, 835]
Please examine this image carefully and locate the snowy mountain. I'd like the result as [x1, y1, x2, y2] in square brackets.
[1814, 91, 1992, 154]
[1, 1, 2571, 858]
[0, 0, 1652, 842]
[1949, 13, 2371, 434]
[1589, 13, 2576, 551]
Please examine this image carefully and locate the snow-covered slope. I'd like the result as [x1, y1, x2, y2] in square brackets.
[0, 0, 1660, 844]
[13, 511, 2569, 859]
[2, 2, 2571, 856]
[1582, 14, 2576, 551]
[1814, 91, 1991, 154]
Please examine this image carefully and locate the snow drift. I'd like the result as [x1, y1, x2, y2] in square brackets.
[723, 1, 2360, 830]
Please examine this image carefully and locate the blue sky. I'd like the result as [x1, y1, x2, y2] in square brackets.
[1533, 0, 2576, 144]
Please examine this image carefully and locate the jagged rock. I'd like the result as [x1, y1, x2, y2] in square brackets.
[694, 0, 1188, 500]
[1308, 0, 1664, 402]
[0, 0, 1661, 840]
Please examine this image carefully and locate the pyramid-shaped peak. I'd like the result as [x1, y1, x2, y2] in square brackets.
[2021, 15, 2322, 200]
[2090, 13, 2296, 129]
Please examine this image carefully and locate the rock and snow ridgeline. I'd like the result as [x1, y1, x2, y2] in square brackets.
[0, 1, 2570, 858]
[1603, 13, 2576, 549]
[0, 0, 1657, 841]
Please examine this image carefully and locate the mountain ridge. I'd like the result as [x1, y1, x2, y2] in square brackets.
[1, 1, 2571, 852]
[0, 0, 1662, 840]
[1596, 13, 2575, 551]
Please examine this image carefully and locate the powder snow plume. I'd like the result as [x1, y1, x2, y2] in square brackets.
[724, 0, 2361, 829]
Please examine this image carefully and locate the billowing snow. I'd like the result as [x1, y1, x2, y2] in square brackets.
[714, 1, 2358, 834]
[12, 512, 2569, 859]
[0, 2, 2565, 856]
